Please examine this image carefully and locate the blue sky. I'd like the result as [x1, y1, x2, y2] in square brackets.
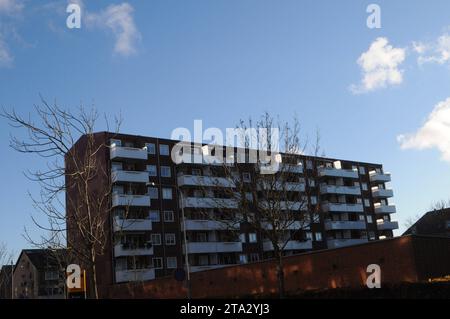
[1, 0, 450, 259]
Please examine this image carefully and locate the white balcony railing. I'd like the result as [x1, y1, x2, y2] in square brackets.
[115, 269, 155, 283]
[114, 243, 153, 257]
[377, 220, 399, 230]
[327, 238, 368, 249]
[182, 219, 238, 231]
[258, 181, 306, 192]
[113, 217, 152, 232]
[320, 184, 361, 196]
[112, 170, 149, 184]
[112, 194, 151, 207]
[262, 240, 312, 251]
[324, 220, 366, 230]
[322, 202, 364, 213]
[181, 197, 238, 209]
[369, 172, 391, 183]
[177, 175, 234, 188]
[184, 242, 243, 254]
[374, 203, 396, 214]
[110, 145, 148, 160]
[318, 167, 358, 179]
[371, 188, 394, 198]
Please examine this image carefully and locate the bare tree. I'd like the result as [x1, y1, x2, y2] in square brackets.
[0, 242, 14, 297]
[178, 112, 322, 298]
[429, 199, 450, 211]
[1, 98, 121, 299]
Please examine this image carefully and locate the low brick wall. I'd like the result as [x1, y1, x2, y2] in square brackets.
[104, 235, 450, 298]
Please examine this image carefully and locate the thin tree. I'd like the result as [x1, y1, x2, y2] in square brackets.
[1, 98, 121, 298]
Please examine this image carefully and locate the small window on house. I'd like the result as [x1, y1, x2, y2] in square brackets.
[356, 198, 363, 204]
[159, 144, 170, 156]
[248, 233, 257, 243]
[359, 166, 366, 175]
[166, 257, 177, 269]
[367, 215, 373, 223]
[165, 233, 176, 245]
[146, 165, 157, 176]
[249, 253, 259, 262]
[148, 187, 159, 199]
[306, 160, 313, 169]
[145, 143, 156, 154]
[361, 183, 368, 191]
[358, 215, 365, 221]
[160, 166, 171, 178]
[162, 188, 173, 199]
[192, 169, 201, 176]
[110, 139, 121, 147]
[314, 232, 322, 241]
[369, 231, 376, 240]
[164, 211, 174, 222]
[149, 210, 160, 222]
[310, 196, 317, 205]
[243, 173, 251, 182]
[152, 258, 163, 269]
[364, 199, 371, 207]
[313, 213, 320, 223]
[151, 233, 161, 245]
[239, 254, 248, 264]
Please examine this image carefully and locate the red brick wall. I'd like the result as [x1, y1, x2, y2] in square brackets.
[105, 236, 429, 298]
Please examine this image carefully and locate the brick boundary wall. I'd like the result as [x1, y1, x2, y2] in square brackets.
[104, 235, 450, 299]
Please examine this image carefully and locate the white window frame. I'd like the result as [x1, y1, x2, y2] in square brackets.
[165, 233, 176, 245]
[146, 165, 157, 176]
[145, 143, 156, 155]
[159, 144, 170, 156]
[162, 188, 173, 200]
[166, 257, 177, 269]
[152, 257, 163, 269]
[151, 233, 161, 246]
[164, 210, 174, 222]
[160, 166, 171, 178]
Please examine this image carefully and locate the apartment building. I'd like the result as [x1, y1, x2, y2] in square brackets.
[66, 132, 398, 294]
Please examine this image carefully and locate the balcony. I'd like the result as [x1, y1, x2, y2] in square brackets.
[112, 194, 151, 207]
[177, 175, 234, 188]
[258, 181, 305, 192]
[324, 220, 366, 230]
[377, 220, 399, 230]
[374, 203, 396, 214]
[262, 240, 313, 251]
[190, 264, 238, 273]
[318, 167, 358, 179]
[115, 269, 155, 283]
[322, 202, 364, 213]
[327, 238, 368, 249]
[182, 219, 238, 231]
[110, 145, 147, 160]
[184, 242, 242, 254]
[112, 170, 148, 184]
[114, 243, 153, 257]
[181, 197, 238, 209]
[282, 164, 304, 174]
[369, 172, 391, 183]
[320, 184, 361, 196]
[113, 217, 152, 232]
[372, 188, 394, 198]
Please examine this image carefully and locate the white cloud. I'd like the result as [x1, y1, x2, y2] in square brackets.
[86, 3, 140, 56]
[0, 36, 13, 67]
[398, 98, 450, 163]
[415, 33, 450, 65]
[350, 37, 406, 94]
[0, 0, 23, 14]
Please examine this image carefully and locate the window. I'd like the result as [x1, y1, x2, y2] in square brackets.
[192, 169, 201, 176]
[44, 271, 59, 281]
[309, 179, 316, 187]
[148, 187, 159, 199]
[310, 196, 317, 205]
[306, 160, 313, 170]
[367, 215, 373, 223]
[164, 210, 174, 222]
[152, 257, 163, 269]
[356, 198, 362, 204]
[243, 172, 251, 182]
[151, 233, 161, 245]
[306, 232, 313, 240]
[159, 144, 170, 156]
[149, 210, 160, 222]
[361, 183, 368, 191]
[364, 199, 371, 207]
[248, 233, 257, 243]
[166, 257, 177, 269]
[239, 233, 246, 243]
[249, 253, 259, 262]
[110, 139, 121, 147]
[446, 220, 450, 229]
[314, 232, 322, 241]
[160, 166, 171, 178]
[145, 143, 156, 155]
[165, 233, 176, 245]
[112, 162, 122, 171]
[239, 254, 248, 264]
[312, 213, 320, 223]
[146, 165, 157, 176]
[162, 188, 172, 199]
[359, 166, 366, 175]
[358, 215, 365, 221]
[369, 231, 376, 240]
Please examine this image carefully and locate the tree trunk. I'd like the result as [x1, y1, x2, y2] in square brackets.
[275, 250, 285, 299]
[91, 248, 99, 299]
